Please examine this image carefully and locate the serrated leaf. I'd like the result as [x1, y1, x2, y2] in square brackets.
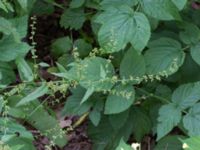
[145, 37, 185, 76]
[16, 57, 34, 82]
[157, 104, 182, 140]
[60, 8, 86, 30]
[116, 139, 133, 150]
[96, 5, 150, 53]
[0, 36, 31, 62]
[104, 84, 135, 114]
[183, 103, 200, 136]
[17, 83, 48, 106]
[120, 48, 145, 83]
[191, 42, 200, 66]
[140, 0, 181, 20]
[172, 81, 200, 110]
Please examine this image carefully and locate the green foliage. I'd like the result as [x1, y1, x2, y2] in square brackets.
[1, 0, 200, 149]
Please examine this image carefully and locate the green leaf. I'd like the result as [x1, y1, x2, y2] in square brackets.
[0, 36, 31, 62]
[104, 84, 135, 114]
[0, 62, 15, 87]
[101, 0, 138, 8]
[60, 8, 86, 30]
[140, 0, 181, 20]
[172, 82, 200, 110]
[179, 23, 200, 45]
[131, 107, 152, 142]
[81, 87, 94, 103]
[116, 139, 133, 150]
[171, 0, 187, 10]
[74, 39, 92, 57]
[89, 109, 101, 126]
[183, 103, 200, 136]
[154, 135, 184, 150]
[17, 0, 28, 11]
[22, 101, 67, 147]
[157, 104, 182, 140]
[15, 57, 34, 82]
[0, 1, 8, 12]
[96, 5, 150, 53]
[0, 17, 14, 35]
[17, 83, 48, 106]
[109, 110, 129, 130]
[145, 37, 185, 76]
[120, 48, 145, 83]
[61, 86, 92, 116]
[0, 118, 34, 140]
[191, 42, 200, 66]
[181, 136, 200, 150]
[51, 36, 72, 58]
[70, 0, 85, 8]
[79, 57, 115, 91]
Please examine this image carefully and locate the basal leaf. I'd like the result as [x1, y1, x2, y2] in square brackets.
[96, 5, 150, 53]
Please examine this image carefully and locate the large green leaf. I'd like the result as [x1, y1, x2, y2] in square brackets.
[0, 36, 31, 62]
[145, 38, 185, 76]
[104, 84, 135, 114]
[183, 103, 200, 136]
[60, 8, 86, 30]
[70, 0, 85, 8]
[140, 0, 180, 20]
[172, 82, 200, 110]
[120, 48, 145, 83]
[191, 42, 200, 66]
[95, 5, 150, 53]
[157, 104, 182, 140]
